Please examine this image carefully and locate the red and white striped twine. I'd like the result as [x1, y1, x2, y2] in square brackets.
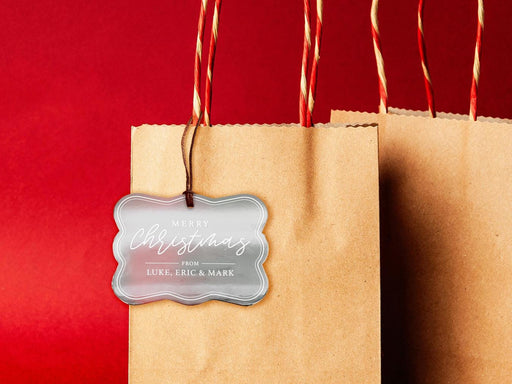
[300, 0, 311, 127]
[370, 0, 388, 114]
[300, 0, 323, 127]
[372, 0, 483, 119]
[204, 0, 222, 126]
[470, 0, 484, 121]
[192, 0, 208, 124]
[192, 0, 223, 126]
[306, 0, 323, 128]
[418, 0, 436, 118]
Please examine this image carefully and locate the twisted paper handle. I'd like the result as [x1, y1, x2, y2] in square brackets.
[306, 0, 323, 128]
[204, 0, 222, 126]
[371, 0, 388, 114]
[300, 0, 311, 127]
[470, 0, 484, 121]
[192, 0, 222, 126]
[192, 0, 208, 124]
[417, 0, 484, 120]
[373, 0, 484, 119]
[300, 0, 323, 127]
[418, 0, 436, 118]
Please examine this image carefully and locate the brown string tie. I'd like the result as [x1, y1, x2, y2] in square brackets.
[181, 113, 203, 208]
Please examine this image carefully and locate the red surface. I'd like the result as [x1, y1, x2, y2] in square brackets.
[0, 1, 510, 383]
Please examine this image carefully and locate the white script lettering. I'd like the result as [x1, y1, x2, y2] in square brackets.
[129, 225, 250, 256]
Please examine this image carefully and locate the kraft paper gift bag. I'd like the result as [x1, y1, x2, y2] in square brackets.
[129, 123, 380, 384]
[331, 110, 512, 384]
[123, 2, 381, 383]
[331, 2, 512, 383]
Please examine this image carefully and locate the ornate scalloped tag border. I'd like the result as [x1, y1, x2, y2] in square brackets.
[112, 194, 269, 306]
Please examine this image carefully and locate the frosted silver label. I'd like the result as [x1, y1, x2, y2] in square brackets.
[112, 193, 269, 306]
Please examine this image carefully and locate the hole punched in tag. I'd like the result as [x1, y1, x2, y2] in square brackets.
[181, 112, 203, 208]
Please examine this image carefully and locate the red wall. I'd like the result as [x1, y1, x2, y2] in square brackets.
[1, 1, 510, 383]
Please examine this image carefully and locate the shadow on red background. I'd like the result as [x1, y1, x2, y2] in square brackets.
[0, 1, 510, 383]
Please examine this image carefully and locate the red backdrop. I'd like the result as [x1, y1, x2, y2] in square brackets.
[1, 1, 510, 383]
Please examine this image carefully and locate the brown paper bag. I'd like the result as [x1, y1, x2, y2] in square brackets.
[331, 108, 512, 383]
[331, 1, 512, 380]
[129, 122, 380, 383]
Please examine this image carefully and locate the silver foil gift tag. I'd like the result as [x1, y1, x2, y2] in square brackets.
[112, 193, 269, 306]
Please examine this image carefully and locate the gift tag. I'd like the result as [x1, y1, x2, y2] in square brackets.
[112, 193, 269, 306]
